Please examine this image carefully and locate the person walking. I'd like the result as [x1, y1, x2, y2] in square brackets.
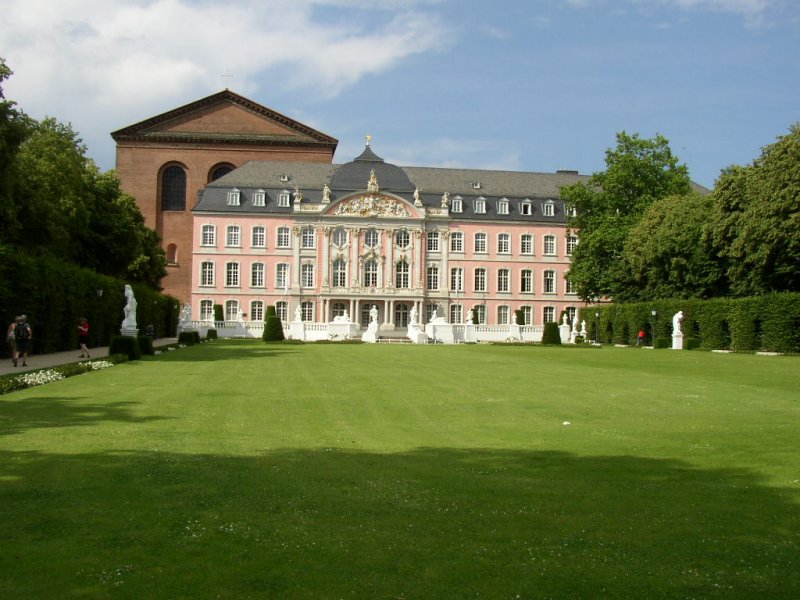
[637, 329, 646, 347]
[14, 314, 32, 367]
[7, 317, 18, 366]
[77, 317, 91, 358]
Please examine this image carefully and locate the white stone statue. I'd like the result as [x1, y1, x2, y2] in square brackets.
[413, 187, 422, 207]
[580, 320, 587, 337]
[409, 304, 418, 325]
[441, 191, 449, 208]
[122, 284, 138, 330]
[562, 313, 569, 325]
[466, 310, 474, 325]
[369, 305, 378, 323]
[572, 313, 579, 332]
[672, 310, 684, 336]
[179, 304, 191, 325]
[322, 184, 331, 203]
[511, 311, 517, 325]
[294, 305, 302, 322]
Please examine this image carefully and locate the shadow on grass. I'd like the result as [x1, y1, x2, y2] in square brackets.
[0, 397, 169, 436]
[1, 447, 797, 599]
[149, 341, 298, 363]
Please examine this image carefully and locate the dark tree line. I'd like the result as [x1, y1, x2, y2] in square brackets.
[563, 126, 800, 303]
[0, 58, 165, 289]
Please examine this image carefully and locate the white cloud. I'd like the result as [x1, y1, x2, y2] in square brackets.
[0, 0, 451, 167]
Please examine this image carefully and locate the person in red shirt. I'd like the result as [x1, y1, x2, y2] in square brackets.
[637, 329, 646, 346]
[78, 317, 91, 358]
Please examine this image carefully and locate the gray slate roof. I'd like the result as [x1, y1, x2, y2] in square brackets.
[193, 145, 591, 224]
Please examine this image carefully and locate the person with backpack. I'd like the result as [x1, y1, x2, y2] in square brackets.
[14, 314, 31, 367]
[7, 317, 19, 365]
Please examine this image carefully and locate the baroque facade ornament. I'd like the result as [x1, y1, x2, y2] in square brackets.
[367, 169, 380, 193]
[332, 194, 411, 218]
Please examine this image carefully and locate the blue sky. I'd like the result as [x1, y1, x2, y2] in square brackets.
[2, 0, 798, 188]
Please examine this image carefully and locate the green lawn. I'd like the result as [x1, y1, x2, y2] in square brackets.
[1, 341, 798, 599]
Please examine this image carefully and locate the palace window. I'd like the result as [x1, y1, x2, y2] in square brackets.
[250, 301, 264, 321]
[225, 300, 239, 321]
[497, 233, 511, 254]
[301, 263, 315, 288]
[450, 304, 463, 324]
[427, 266, 439, 290]
[201, 225, 216, 247]
[520, 201, 532, 216]
[251, 263, 265, 288]
[226, 225, 241, 247]
[566, 234, 579, 256]
[473, 305, 486, 325]
[474, 232, 487, 253]
[301, 227, 316, 249]
[427, 231, 439, 252]
[395, 229, 410, 249]
[332, 302, 347, 319]
[450, 231, 463, 253]
[227, 189, 240, 206]
[252, 226, 266, 248]
[210, 165, 232, 181]
[333, 259, 347, 288]
[450, 267, 464, 292]
[252, 190, 266, 207]
[451, 196, 463, 213]
[497, 198, 509, 215]
[544, 235, 556, 256]
[333, 227, 347, 247]
[474, 197, 486, 214]
[301, 301, 314, 322]
[276, 263, 289, 289]
[566, 306, 577, 324]
[565, 275, 577, 295]
[277, 226, 290, 248]
[161, 165, 186, 211]
[364, 260, 378, 287]
[497, 305, 510, 325]
[543, 201, 555, 217]
[396, 261, 410, 289]
[521, 269, 533, 293]
[521, 233, 533, 255]
[200, 300, 214, 321]
[200, 261, 214, 287]
[521, 306, 532, 325]
[543, 306, 556, 323]
[276, 301, 287, 322]
[225, 262, 240, 287]
[544, 270, 555, 294]
[474, 267, 486, 292]
[278, 190, 291, 207]
[365, 228, 380, 248]
[497, 268, 510, 293]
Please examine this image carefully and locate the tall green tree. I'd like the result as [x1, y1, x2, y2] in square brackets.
[562, 132, 692, 302]
[623, 193, 726, 300]
[709, 124, 800, 295]
[0, 58, 32, 239]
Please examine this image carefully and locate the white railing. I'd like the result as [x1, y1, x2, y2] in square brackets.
[179, 321, 548, 344]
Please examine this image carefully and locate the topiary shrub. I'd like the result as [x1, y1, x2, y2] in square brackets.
[214, 304, 224, 322]
[178, 331, 199, 345]
[263, 305, 285, 342]
[109, 336, 141, 360]
[541, 322, 562, 345]
[205, 329, 218, 340]
[685, 337, 700, 350]
[138, 335, 154, 355]
[654, 337, 670, 349]
[575, 335, 585, 344]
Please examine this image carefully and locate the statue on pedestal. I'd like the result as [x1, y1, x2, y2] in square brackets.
[672, 311, 684, 336]
[121, 285, 138, 331]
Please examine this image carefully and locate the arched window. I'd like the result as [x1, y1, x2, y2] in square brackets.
[210, 165, 233, 182]
[161, 165, 186, 211]
[166, 244, 178, 265]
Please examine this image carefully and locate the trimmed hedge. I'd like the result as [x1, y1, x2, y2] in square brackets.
[178, 331, 201, 345]
[206, 329, 218, 340]
[263, 305, 285, 342]
[541, 322, 562, 345]
[138, 335, 155, 355]
[581, 292, 800, 353]
[109, 336, 141, 361]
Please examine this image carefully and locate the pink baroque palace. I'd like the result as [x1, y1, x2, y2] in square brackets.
[190, 139, 588, 339]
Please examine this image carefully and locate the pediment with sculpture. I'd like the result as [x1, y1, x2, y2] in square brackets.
[328, 193, 419, 219]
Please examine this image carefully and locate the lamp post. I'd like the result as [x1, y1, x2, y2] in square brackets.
[651, 309, 658, 347]
[594, 311, 600, 344]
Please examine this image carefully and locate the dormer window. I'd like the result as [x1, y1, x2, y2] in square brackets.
[567, 204, 577, 217]
[543, 200, 555, 217]
[497, 198, 509, 215]
[472, 181, 482, 190]
[520, 200, 532, 216]
[227, 188, 240, 206]
[280, 174, 290, 183]
[474, 197, 486, 214]
[253, 190, 266, 207]
[451, 195, 463, 213]
[278, 190, 291, 207]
